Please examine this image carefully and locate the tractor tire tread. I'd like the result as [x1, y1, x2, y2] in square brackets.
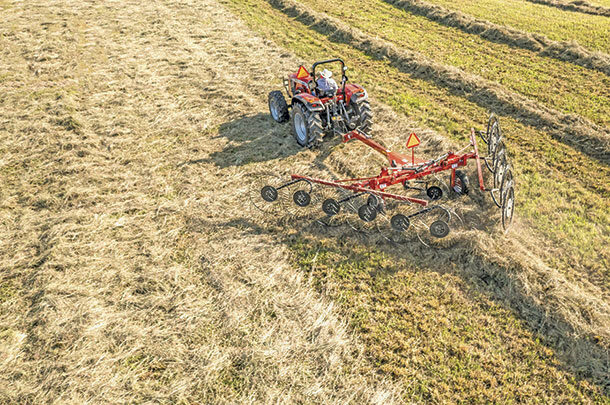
[268, 90, 289, 123]
[291, 103, 323, 148]
[306, 109, 323, 149]
[358, 100, 373, 133]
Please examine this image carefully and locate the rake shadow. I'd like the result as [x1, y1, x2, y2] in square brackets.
[205, 209, 610, 397]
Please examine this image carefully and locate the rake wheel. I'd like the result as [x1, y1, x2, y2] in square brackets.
[487, 114, 502, 157]
[502, 184, 515, 231]
[426, 186, 443, 201]
[484, 115, 502, 173]
[376, 200, 419, 245]
[285, 179, 321, 221]
[316, 187, 352, 227]
[493, 144, 508, 189]
[247, 172, 290, 224]
[500, 166, 513, 201]
[451, 170, 469, 196]
[413, 205, 453, 247]
[430, 220, 450, 238]
[345, 192, 383, 235]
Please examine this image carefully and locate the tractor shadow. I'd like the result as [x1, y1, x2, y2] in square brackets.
[183, 113, 302, 168]
[202, 207, 609, 397]
[182, 111, 350, 173]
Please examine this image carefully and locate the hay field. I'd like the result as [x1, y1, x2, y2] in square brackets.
[0, 0, 609, 403]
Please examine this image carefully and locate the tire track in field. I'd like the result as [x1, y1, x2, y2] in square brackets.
[525, 0, 610, 16]
[268, 0, 610, 164]
[382, 0, 610, 75]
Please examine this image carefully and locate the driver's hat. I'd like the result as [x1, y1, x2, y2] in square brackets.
[320, 68, 333, 79]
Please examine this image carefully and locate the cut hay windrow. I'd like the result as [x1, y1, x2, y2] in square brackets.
[525, 0, 610, 17]
[267, 0, 610, 164]
[382, 0, 610, 76]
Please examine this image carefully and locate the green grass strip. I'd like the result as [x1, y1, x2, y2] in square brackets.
[425, 0, 610, 53]
[301, 0, 610, 127]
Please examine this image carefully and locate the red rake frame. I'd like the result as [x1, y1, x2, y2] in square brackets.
[254, 114, 514, 237]
[291, 127, 491, 201]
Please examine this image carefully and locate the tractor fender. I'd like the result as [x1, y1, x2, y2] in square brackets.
[344, 84, 368, 104]
[292, 94, 324, 112]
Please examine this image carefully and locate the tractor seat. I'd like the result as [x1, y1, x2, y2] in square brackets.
[316, 88, 338, 98]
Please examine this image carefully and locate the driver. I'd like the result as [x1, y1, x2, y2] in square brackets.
[317, 68, 338, 97]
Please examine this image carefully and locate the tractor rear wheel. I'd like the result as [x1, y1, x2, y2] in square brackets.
[351, 100, 373, 133]
[291, 103, 323, 148]
[268, 90, 289, 123]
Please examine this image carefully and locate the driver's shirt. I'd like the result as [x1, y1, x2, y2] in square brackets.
[316, 77, 338, 94]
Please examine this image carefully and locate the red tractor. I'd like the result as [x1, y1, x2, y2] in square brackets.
[268, 58, 372, 148]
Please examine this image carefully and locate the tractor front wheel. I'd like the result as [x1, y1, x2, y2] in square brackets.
[268, 90, 289, 123]
[291, 103, 323, 148]
[351, 100, 373, 133]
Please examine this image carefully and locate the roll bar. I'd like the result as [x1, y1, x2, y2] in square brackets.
[311, 58, 348, 95]
[312, 58, 346, 77]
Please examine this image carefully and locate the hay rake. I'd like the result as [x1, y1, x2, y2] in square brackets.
[249, 114, 515, 243]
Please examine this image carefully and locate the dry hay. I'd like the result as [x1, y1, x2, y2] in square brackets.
[0, 0, 403, 402]
[0, 0, 609, 401]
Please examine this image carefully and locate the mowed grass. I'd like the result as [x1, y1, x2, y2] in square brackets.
[0, 0, 607, 402]
[0, 0, 409, 402]
[223, 0, 610, 293]
[425, 0, 610, 53]
[288, 237, 606, 403]
[300, 0, 610, 127]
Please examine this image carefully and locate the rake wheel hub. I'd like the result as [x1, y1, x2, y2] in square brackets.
[427, 186, 443, 201]
[293, 190, 311, 207]
[390, 214, 410, 232]
[430, 220, 450, 238]
[358, 204, 377, 222]
[261, 185, 278, 202]
[322, 198, 340, 216]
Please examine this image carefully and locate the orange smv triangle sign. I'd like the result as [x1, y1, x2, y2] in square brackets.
[296, 65, 309, 79]
[406, 132, 420, 149]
